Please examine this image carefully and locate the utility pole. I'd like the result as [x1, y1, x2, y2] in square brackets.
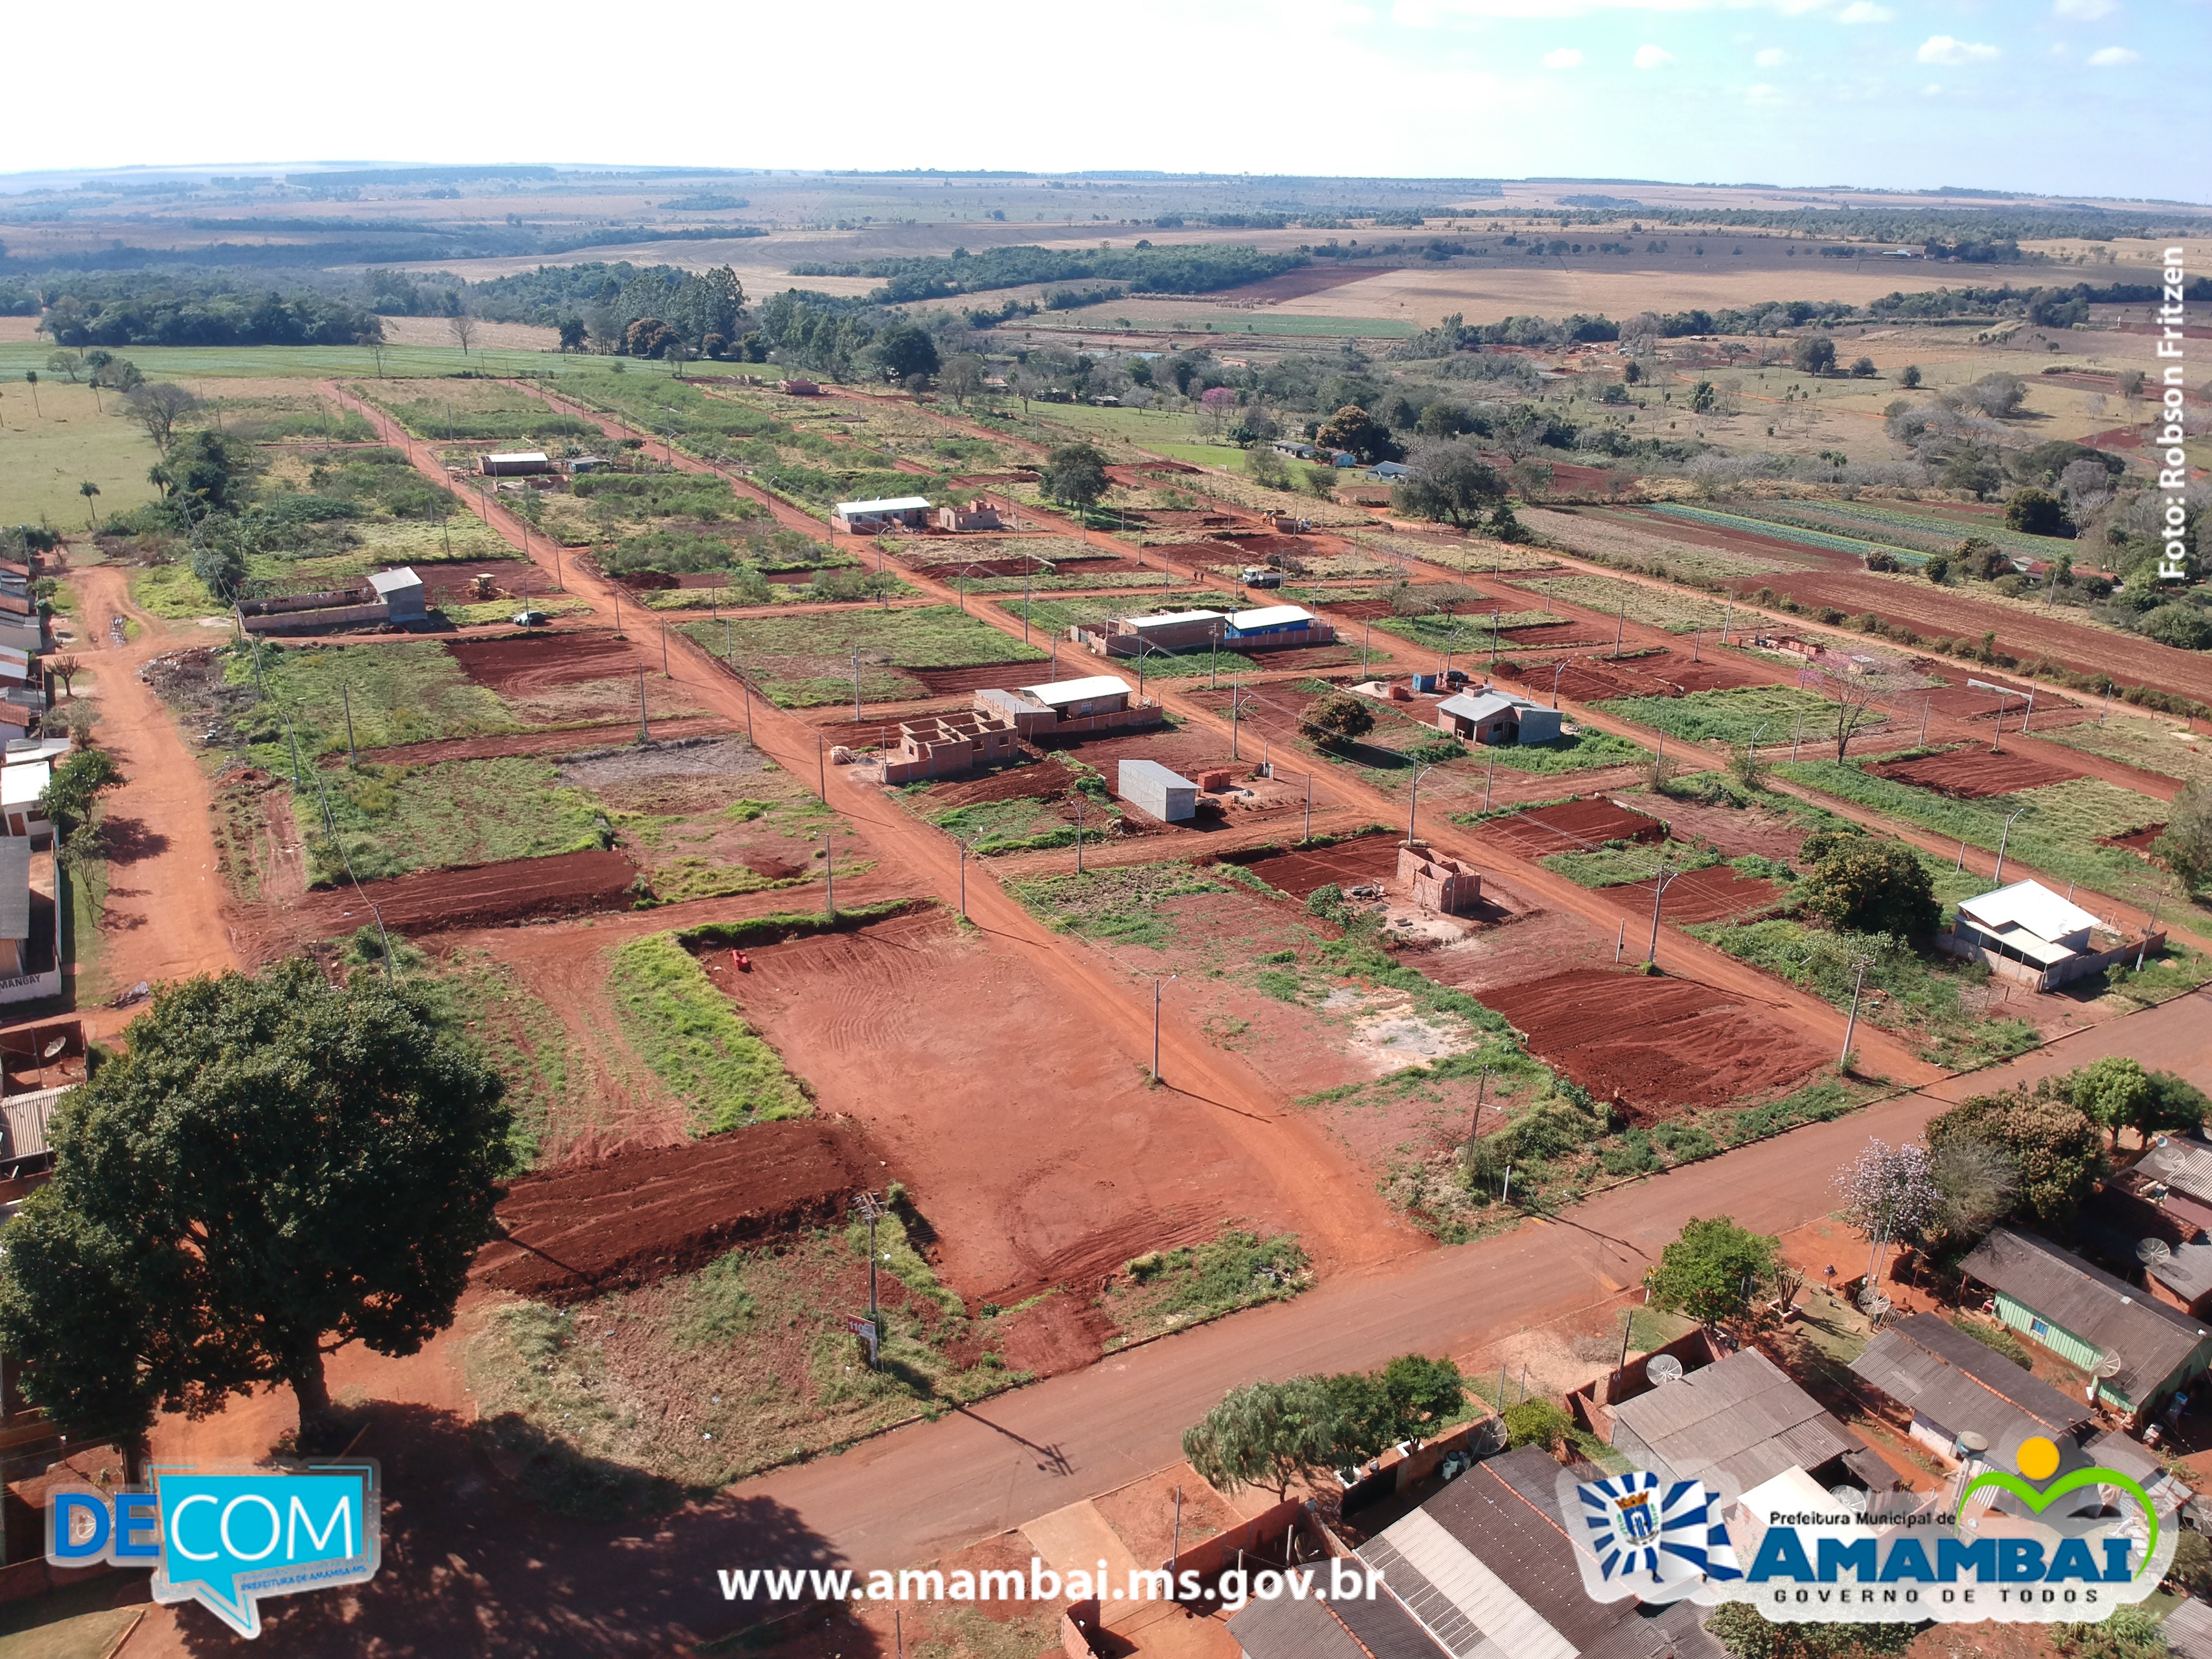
[341, 682, 357, 766]
[1646, 863, 1681, 965]
[1840, 954, 1871, 1069]
[825, 833, 836, 917]
[1406, 761, 1439, 851]
[957, 833, 976, 918]
[1152, 974, 1177, 1083]
[852, 1193, 883, 1369]
[852, 646, 863, 722]
[637, 668, 650, 743]
[1992, 807, 2026, 885]
[1073, 797, 1085, 873]
[818, 734, 827, 800]
[612, 583, 623, 639]
[1303, 773, 1312, 841]
[661, 625, 670, 678]
[1919, 697, 1930, 746]
[1482, 746, 1497, 813]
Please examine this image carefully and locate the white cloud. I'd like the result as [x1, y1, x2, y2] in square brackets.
[1836, 2, 1892, 21]
[1754, 45, 1788, 64]
[1634, 42, 1675, 66]
[1542, 45, 1585, 65]
[2085, 43, 2140, 63]
[1916, 34, 1999, 64]
[1743, 81, 1786, 104]
[2053, 0, 2116, 19]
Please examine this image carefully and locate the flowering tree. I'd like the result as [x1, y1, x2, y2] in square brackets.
[1838, 1139, 1941, 1244]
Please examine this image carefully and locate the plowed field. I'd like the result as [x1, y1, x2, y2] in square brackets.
[1230, 831, 1406, 898]
[1482, 798, 1666, 857]
[1867, 749, 2082, 799]
[1598, 866, 1786, 924]
[1479, 968, 1826, 1118]
[449, 632, 638, 695]
[474, 1119, 877, 1303]
[271, 848, 637, 948]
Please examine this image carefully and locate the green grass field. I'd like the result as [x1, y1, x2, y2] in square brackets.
[307, 755, 611, 885]
[2038, 714, 2212, 788]
[1772, 761, 2172, 901]
[1595, 686, 1885, 749]
[0, 380, 164, 531]
[682, 604, 1046, 707]
[606, 932, 810, 1134]
[227, 639, 517, 763]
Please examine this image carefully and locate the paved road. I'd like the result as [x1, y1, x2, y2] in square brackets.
[737, 987, 2212, 1576]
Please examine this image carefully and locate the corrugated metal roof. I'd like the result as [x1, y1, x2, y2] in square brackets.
[1326, 1575, 1449, 1659]
[1367, 1506, 1574, 1659]
[1850, 1314, 2092, 1452]
[1124, 609, 1225, 630]
[1230, 605, 1315, 630]
[0, 836, 28, 940]
[1020, 675, 1129, 706]
[1609, 1348, 1857, 1492]
[1957, 879, 2102, 944]
[2166, 1597, 2212, 1659]
[1226, 1590, 1377, 1659]
[2136, 1142, 2212, 1208]
[366, 566, 423, 596]
[1962, 1228, 2209, 1400]
[2076, 1202, 2212, 1302]
[0, 1085, 65, 1164]
[834, 496, 932, 515]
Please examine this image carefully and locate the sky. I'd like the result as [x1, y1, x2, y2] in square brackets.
[7, 0, 2206, 200]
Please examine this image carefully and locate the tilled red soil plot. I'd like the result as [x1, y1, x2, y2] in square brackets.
[2101, 823, 2166, 854]
[1867, 748, 2082, 799]
[412, 560, 556, 604]
[1752, 571, 2212, 707]
[1481, 797, 1667, 857]
[719, 908, 1310, 1302]
[474, 1119, 878, 1303]
[1888, 680, 2087, 727]
[1598, 866, 1786, 924]
[1597, 508, 1830, 573]
[1479, 968, 1827, 1118]
[255, 848, 638, 954]
[449, 631, 637, 695]
[926, 756, 1082, 808]
[907, 662, 1052, 695]
[1640, 798, 1807, 860]
[1227, 831, 1405, 898]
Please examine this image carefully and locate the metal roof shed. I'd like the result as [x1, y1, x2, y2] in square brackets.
[367, 566, 426, 622]
[1020, 675, 1131, 712]
[1849, 1313, 2093, 1466]
[1118, 759, 1196, 823]
[1608, 1347, 1871, 1495]
[1226, 604, 1315, 635]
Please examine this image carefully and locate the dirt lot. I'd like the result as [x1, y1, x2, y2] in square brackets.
[339, 715, 731, 767]
[237, 848, 640, 960]
[1411, 903, 1617, 1000]
[710, 906, 1322, 1304]
[413, 560, 558, 605]
[1479, 967, 1828, 1119]
[1598, 866, 1787, 924]
[1636, 797, 1808, 860]
[475, 1119, 879, 1302]
[1895, 680, 2084, 726]
[450, 632, 641, 695]
[1481, 797, 1667, 857]
[1229, 831, 1406, 898]
[1867, 748, 2083, 799]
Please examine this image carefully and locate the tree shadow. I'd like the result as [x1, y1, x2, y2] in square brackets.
[170, 1401, 875, 1659]
[98, 816, 169, 867]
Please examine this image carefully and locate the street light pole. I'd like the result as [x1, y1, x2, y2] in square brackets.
[1647, 864, 1680, 965]
[1840, 955, 1870, 1068]
[1152, 974, 1178, 1083]
[1992, 807, 2026, 885]
[1407, 761, 1439, 851]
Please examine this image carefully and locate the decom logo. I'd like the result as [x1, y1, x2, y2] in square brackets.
[46, 1461, 381, 1639]
[1559, 1435, 2174, 1627]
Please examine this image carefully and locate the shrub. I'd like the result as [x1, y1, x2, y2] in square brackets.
[1501, 1398, 1571, 1452]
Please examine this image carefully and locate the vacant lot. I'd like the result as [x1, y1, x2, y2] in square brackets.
[685, 605, 1047, 706]
[2041, 714, 2212, 788]
[0, 380, 163, 529]
[1596, 685, 1887, 750]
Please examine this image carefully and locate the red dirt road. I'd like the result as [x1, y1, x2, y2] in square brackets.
[56, 566, 239, 1029]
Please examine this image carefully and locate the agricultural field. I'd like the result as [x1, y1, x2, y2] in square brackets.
[1773, 755, 2175, 900]
[1595, 685, 1889, 750]
[351, 377, 602, 448]
[1500, 571, 1734, 635]
[0, 378, 164, 530]
[2037, 711, 2212, 787]
[682, 604, 1047, 706]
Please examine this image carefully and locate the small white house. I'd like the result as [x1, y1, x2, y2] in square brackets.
[831, 496, 933, 534]
[0, 761, 50, 843]
[1942, 879, 2136, 989]
[367, 567, 427, 624]
[479, 452, 551, 477]
[1017, 676, 1131, 721]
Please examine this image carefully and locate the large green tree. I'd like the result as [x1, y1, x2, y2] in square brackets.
[1392, 439, 1507, 529]
[1314, 405, 1401, 464]
[1797, 839, 1940, 941]
[0, 961, 511, 1454]
[1041, 442, 1112, 515]
[1181, 1376, 1343, 1498]
[1925, 1088, 2101, 1223]
[2155, 783, 2212, 890]
[1646, 1216, 1782, 1326]
[871, 322, 941, 384]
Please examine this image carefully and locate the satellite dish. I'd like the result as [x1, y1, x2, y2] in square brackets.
[1828, 1486, 1868, 1515]
[2094, 1353, 2124, 1380]
[1646, 1354, 1685, 1385]
[39, 1037, 65, 1060]
[2140, 1238, 2174, 1265]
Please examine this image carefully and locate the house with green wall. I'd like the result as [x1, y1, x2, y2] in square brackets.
[1962, 1228, 2212, 1424]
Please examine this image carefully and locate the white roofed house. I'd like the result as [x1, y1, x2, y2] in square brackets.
[0, 760, 50, 843]
[366, 566, 427, 624]
[478, 452, 551, 476]
[831, 496, 933, 533]
[1939, 878, 2145, 990]
[1435, 688, 1564, 747]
